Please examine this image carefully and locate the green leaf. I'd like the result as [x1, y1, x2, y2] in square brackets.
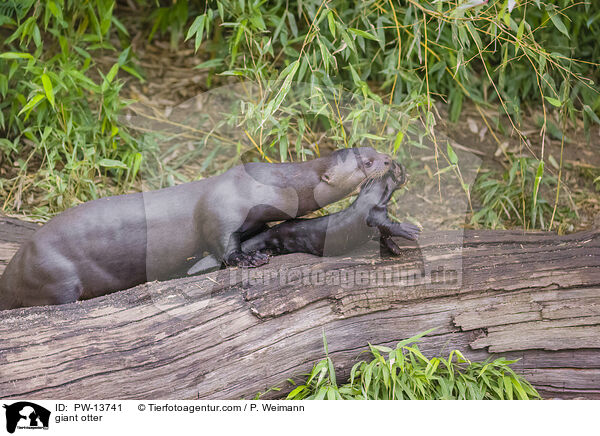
[327, 11, 336, 37]
[186, 15, 206, 52]
[348, 27, 379, 41]
[583, 105, 600, 125]
[348, 64, 363, 87]
[98, 159, 128, 170]
[396, 327, 439, 348]
[102, 64, 119, 92]
[111, 15, 129, 36]
[275, 128, 287, 161]
[18, 93, 45, 116]
[0, 74, 7, 98]
[549, 13, 570, 38]
[531, 160, 544, 228]
[260, 60, 299, 126]
[106, 63, 119, 84]
[511, 378, 528, 399]
[515, 18, 526, 55]
[362, 133, 385, 141]
[100, 2, 115, 35]
[218, 70, 245, 76]
[287, 12, 298, 38]
[372, 345, 393, 353]
[503, 375, 513, 400]
[341, 29, 357, 54]
[393, 131, 404, 153]
[286, 385, 304, 400]
[544, 96, 562, 107]
[449, 87, 463, 122]
[194, 58, 224, 69]
[517, 18, 526, 41]
[447, 143, 458, 165]
[70, 70, 100, 92]
[121, 65, 145, 82]
[117, 46, 131, 65]
[327, 357, 337, 386]
[0, 52, 34, 60]
[186, 15, 205, 40]
[41, 73, 55, 108]
[314, 386, 327, 400]
[32, 24, 42, 47]
[47, 1, 63, 21]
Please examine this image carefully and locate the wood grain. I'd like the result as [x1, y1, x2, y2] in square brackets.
[0, 216, 38, 275]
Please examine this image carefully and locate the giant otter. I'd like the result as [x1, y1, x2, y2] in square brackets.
[188, 160, 420, 275]
[0, 147, 391, 309]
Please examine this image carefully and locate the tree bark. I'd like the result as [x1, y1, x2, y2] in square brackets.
[0, 216, 39, 275]
[0, 216, 598, 399]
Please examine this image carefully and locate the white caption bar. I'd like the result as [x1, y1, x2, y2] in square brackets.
[0, 400, 596, 435]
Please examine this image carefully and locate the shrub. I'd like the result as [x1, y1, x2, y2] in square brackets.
[285, 329, 540, 400]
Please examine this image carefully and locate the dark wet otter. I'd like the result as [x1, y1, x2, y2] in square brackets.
[0, 147, 391, 309]
[188, 161, 420, 275]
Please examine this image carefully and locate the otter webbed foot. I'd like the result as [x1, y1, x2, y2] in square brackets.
[388, 222, 421, 241]
[225, 250, 270, 268]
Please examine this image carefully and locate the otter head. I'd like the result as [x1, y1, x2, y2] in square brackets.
[321, 147, 391, 185]
[314, 147, 392, 207]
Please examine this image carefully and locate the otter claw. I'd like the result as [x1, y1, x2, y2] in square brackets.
[381, 237, 403, 255]
[226, 251, 270, 268]
[252, 251, 269, 262]
[391, 222, 421, 241]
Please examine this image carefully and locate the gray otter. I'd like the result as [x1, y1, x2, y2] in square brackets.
[0, 147, 391, 309]
[188, 161, 420, 275]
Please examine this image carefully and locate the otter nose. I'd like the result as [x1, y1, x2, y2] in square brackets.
[383, 158, 391, 166]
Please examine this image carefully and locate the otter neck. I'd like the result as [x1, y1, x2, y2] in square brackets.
[352, 180, 387, 209]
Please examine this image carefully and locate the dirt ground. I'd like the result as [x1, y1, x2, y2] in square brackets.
[443, 104, 600, 231]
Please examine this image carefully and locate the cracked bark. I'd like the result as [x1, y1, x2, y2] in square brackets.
[0, 217, 598, 399]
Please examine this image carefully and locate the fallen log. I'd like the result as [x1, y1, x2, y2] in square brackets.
[0, 216, 39, 275]
[0, 216, 598, 399]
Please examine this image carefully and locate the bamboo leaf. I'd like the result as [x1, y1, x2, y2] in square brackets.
[544, 96, 562, 107]
[393, 131, 404, 152]
[348, 27, 379, 41]
[583, 105, 600, 125]
[41, 73, 55, 108]
[98, 158, 128, 169]
[0, 52, 33, 60]
[194, 59, 224, 70]
[327, 11, 336, 37]
[549, 13, 570, 38]
[18, 93, 45, 116]
[447, 142, 458, 165]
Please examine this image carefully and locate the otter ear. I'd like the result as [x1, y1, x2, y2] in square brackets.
[321, 171, 332, 184]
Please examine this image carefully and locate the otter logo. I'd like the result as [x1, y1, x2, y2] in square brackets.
[2, 402, 50, 434]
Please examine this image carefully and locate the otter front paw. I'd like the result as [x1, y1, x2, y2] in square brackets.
[391, 222, 421, 241]
[225, 250, 270, 268]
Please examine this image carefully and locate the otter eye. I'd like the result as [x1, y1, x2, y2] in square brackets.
[364, 160, 373, 168]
